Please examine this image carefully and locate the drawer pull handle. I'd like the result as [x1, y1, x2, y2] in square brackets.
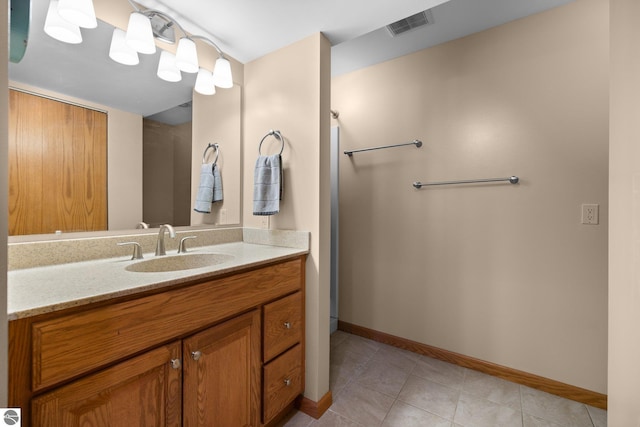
[283, 322, 291, 329]
[283, 378, 292, 386]
[191, 351, 202, 361]
[170, 359, 181, 369]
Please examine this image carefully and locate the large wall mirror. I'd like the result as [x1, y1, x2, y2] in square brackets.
[8, 0, 242, 237]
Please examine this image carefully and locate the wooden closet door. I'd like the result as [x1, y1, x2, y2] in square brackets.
[8, 89, 108, 235]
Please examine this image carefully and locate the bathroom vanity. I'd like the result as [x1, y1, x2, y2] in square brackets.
[7, 232, 308, 427]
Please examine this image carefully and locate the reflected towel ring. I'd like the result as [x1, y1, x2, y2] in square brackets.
[258, 130, 284, 156]
[202, 143, 219, 165]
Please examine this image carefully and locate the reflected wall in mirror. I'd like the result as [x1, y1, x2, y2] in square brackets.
[7, 0, 243, 237]
[143, 104, 192, 228]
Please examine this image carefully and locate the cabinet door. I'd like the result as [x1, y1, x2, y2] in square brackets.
[183, 310, 261, 427]
[31, 342, 182, 427]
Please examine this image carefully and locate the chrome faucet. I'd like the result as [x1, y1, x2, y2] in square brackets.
[155, 224, 176, 256]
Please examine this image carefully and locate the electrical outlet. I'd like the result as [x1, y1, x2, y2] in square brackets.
[260, 216, 269, 229]
[581, 204, 599, 225]
[219, 208, 227, 224]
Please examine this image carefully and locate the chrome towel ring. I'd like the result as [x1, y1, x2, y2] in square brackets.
[202, 143, 219, 164]
[259, 130, 284, 156]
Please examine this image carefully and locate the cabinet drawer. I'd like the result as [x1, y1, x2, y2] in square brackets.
[31, 258, 303, 391]
[263, 292, 302, 362]
[263, 344, 303, 423]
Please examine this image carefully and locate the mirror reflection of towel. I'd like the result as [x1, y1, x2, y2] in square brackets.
[253, 154, 282, 216]
[194, 163, 223, 213]
[212, 164, 223, 203]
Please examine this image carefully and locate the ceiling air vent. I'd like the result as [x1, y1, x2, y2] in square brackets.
[386, 9, 434, 37]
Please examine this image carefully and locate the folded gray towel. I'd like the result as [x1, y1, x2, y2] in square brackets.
[194, 163, 221, 213]
[212, 164, 223, 203]
[253, 154, 282, 216]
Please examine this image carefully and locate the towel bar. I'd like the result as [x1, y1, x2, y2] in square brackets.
[413, 176, 519, 189]
[344, 139, 422, 157]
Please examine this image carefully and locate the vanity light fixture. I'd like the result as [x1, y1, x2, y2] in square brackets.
[43, 0, 234, 95]
[125, 11, 156, 55]
[57, 0, 97, 29]
[44, 0, 82, 44]
[212, 56, 233, 89]
[117, 4, 234, 92]
[192, 35, 234, 89]
[175, 37, 199, 73]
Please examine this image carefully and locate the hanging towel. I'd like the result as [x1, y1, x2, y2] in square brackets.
[194, 163, 214, 213]
[212, 164, 223, 203]
[253, 154, 283, 216]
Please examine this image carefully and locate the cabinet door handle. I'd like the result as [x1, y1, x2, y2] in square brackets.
[283, 378, 292, 386]
[170, 359, 181, 369]
[191, 350, 202, 361]
[283, 322, 291, 329]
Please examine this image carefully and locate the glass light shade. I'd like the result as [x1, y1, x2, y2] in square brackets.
[157, 50, 182, 82]
[175, 38, 199, 73]
[44, 0, 82, 44]
[125, 12, 156, 54]
[109, 28, 139, 66]
[57, 0, 97, 29]
[212, 57, 233, 88]
[194, 68, 216, 95]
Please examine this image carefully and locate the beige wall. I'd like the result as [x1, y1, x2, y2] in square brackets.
[7, 82, 143, 231]
[609, 0, 640, 424]
[244, 33, 332, 402]
[1, 0, 8, 406]
[333, 0, 608, 394]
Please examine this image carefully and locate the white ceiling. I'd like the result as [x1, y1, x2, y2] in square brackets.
[8, 0, 575, 122]
[138, 0, 575, 75]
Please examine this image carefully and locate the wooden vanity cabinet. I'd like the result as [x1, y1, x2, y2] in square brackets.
[9, 256, 306, 427]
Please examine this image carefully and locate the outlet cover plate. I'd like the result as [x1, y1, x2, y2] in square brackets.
[581, 204, 599, 225]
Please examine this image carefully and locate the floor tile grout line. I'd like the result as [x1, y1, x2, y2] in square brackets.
[585, 403, 597, 427]
[450, 368, 466, 426]
[519, 384, 525, 427]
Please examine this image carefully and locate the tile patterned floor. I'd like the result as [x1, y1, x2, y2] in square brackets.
[278, 331, 607, 427]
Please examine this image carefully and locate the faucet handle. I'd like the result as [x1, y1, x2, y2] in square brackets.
[178, 236, 197, 254]
[118, 242, 144, 260]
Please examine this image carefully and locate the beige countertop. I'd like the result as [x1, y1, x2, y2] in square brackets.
[8, 241, 307, 320]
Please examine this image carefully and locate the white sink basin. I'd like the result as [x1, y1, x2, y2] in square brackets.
[125, 253, 234, 273]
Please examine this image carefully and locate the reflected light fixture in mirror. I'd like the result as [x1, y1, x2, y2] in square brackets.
[157, 51, 182, 82]
[44, 0, 82, 44]
[195, 68, 216, 96]
[41, 0, 234, 95]
[108, 28, 139, 65]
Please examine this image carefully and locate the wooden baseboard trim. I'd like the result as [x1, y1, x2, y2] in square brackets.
[297, 390, 333, 419]
[338, 321, 607, 410]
